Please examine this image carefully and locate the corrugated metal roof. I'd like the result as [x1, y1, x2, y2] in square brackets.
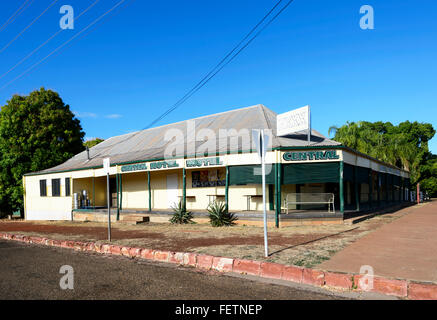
[31, 104, 341, 174]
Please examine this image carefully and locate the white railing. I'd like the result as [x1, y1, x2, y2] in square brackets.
[283, 193, 335, 214]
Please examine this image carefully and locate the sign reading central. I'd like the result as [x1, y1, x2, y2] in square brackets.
[283, 150, 340, 161]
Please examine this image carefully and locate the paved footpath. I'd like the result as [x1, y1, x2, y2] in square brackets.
[321, 200, 437, 283]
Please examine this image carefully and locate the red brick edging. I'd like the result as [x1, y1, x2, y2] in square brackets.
[1, 232, 436, 300]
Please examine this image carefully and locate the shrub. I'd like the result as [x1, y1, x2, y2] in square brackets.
[169, 201, 195, 224]
[207, 201, 237, 227]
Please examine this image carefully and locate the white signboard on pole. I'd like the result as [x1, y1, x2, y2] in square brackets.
[103, 158, 111, 174]
[276, 105, 311, 137]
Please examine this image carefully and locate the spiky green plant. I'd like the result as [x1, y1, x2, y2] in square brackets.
[207, 201, 237, 227]
[169, 201, 195, 224]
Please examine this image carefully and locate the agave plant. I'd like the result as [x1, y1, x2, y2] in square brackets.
[169, 201, 195, 224]
[207, 201, 237, 227]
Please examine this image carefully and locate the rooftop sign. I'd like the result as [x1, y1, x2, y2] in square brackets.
[276, 105, 310, 137]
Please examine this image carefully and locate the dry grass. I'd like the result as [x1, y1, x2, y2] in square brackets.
[0, 205, 416, 268]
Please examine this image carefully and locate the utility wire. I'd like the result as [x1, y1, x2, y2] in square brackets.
[0, 0, 127, 90]
[144, 0, 285, 130]
[143, 0, 295, 131]
[106, 0, 295, 153]
[0, 0, 58, 54]
[0, 0, 101, 81]
[0, 0, 33, 33]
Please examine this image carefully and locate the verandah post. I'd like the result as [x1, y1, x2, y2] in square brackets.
[119, 174, 123, 211]
[148, 171, 151, 212]
[92, 175, 95, 209]
[275, 163, 281, 228]
[182, 168, 186, 211]
[225, 166, 229, 210]
[116, 173, 120, 221]
[339, 161, 344, 214]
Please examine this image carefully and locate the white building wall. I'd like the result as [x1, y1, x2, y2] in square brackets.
[24, 172, 73, 220]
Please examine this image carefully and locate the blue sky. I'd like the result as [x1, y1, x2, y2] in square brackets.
[0, 0, 436, 152]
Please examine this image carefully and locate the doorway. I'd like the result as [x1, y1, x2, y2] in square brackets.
[166, 174, 179, 208]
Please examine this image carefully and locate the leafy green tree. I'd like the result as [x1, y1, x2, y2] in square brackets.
[0, 88, 85, 216]
[84, 138, 104, 148]
[329, 121, 435, 193]
[418, 154, 437, 197]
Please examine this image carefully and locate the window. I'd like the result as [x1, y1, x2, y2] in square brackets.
[191, 169, 226, 188]
[40, 180, 47, 197]
[52, 179, 61, 197]
[65, 178, 71, 196]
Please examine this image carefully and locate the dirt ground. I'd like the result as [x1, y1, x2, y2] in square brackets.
[0, 204, 417, 267]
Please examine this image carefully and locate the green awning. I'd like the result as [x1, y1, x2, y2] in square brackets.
[229, 165, 275, 185]
[281, 163, 340, 185]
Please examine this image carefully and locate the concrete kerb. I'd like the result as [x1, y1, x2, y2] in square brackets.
[1, 231, 435, 300]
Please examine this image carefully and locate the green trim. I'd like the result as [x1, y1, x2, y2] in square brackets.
[339, 161, 344, 213]
[273, 145, 343, 151]
[275, 145, 408, 174]
[72, 209, 95, 212]
[24, 144, 408, 177]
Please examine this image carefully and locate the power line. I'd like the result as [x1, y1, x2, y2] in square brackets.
[107, 0, 295, 153]
[0, 0, 101, 81]
[0, 0, 128, 90]
[144, 0, 285, 130]
[0, 0, 33, 33]
[0, 0, 58, 54]
[143, 0, 295, 131]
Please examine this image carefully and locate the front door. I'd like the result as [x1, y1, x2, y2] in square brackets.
[166, 174, 179, 208]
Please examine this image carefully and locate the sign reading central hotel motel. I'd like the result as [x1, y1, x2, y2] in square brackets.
[120, 157, 223, 173]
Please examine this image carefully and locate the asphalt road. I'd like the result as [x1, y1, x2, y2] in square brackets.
[0, 239, 347, 300]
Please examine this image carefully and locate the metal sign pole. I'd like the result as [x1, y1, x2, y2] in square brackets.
[107, 172, 111, 241]
[103, 158, 111, 242]
[261, 130, 268, 257]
